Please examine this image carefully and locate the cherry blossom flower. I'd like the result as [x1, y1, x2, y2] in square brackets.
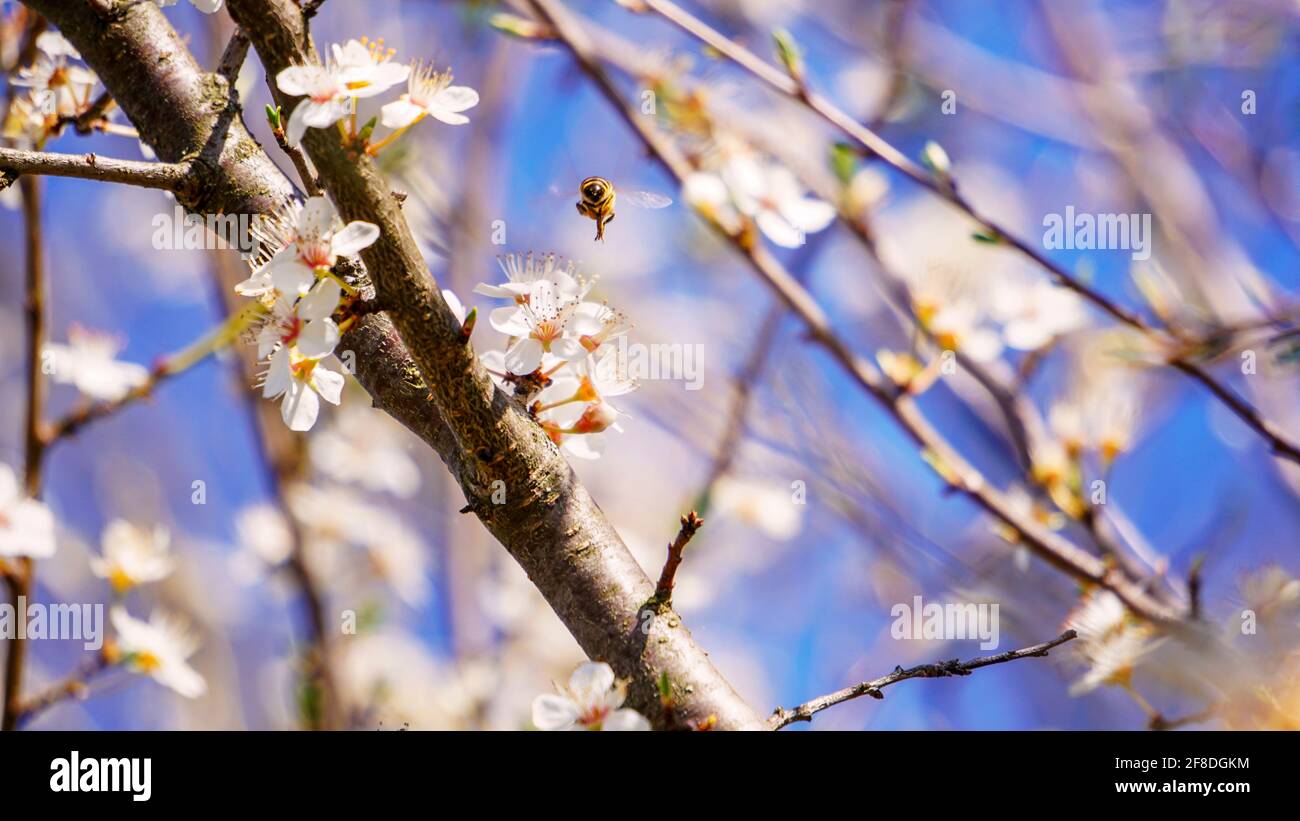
[531, 661, 650, 731]
[381, 60, 479, 129]
[925, 301, 1003, 362]
[474, 252, 588, 303]
[110, 607, 206, 699]
[262, 348, 345, 432]
[90, 520, 173, 593]
[991, 279, 1090, 351]
[260, 196, 378, 297]
[686, 140, 834, 248]
[44, 326, 150, 402]
[255, 279, 343, 360]
[330, 38, 410, 99]
[490, 279, 589, 375]
[0, 464, 56, 559]
[12, 32, 98, 118]
[711, 476, 803, 541]
[724, 156, 836, 248]
[276, 39, 408, 147]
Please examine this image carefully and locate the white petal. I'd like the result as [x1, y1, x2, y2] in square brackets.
[504, 338, 544, 375]
[531, 695, 580, 731]
[601, 709, 651, 731]
[311, 365, 345, 405]
[269, 259, 316, 297]
[331, 221, 380, 257]
[297, 319, 340, 359]
[489, 305, 530, 336]
[300, 196, 338, 236]
[284, 101, 310, 148]
[262, 348, 291, 399]
[435, 86, 479, 113]
[380, 98, 425, 129]
[276, 66, 319, 97]
[756, 210, 805, 248]
[783, 197, 836, 233]
[299, 279, 343, 321]
[567, 661, 615, 708]
[550, 337, 586, 361]
[427, 107, 470, 126]
[281, 380, 321, 431]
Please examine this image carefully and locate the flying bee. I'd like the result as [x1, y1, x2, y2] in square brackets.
[573, 176, 672, 241]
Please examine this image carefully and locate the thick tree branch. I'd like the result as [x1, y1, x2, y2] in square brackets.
[769, 630, 1078, 729]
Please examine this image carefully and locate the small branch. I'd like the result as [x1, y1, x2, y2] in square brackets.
[217, 28, 250, 84]
[14, 653, 112, 729]
[41, 304, 260, 446]
[769, 630, 1078, 729]
[0, 147, 192, 192]
[1148, 704, 1216, 731]
[54, 89, 117, 135]
[268, 114, 321, 196]
[653, 511, 702, 605]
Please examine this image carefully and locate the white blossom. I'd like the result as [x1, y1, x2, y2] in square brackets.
[531, 661, 650, 731]
[381, 60, 478, 129]
[45, 326, 149, 402]
[0, 464, 55, 559]
[111, 607, 206, 699]
[91, 520, 172, 593]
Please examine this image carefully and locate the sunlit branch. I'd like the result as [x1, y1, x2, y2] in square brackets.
[768, 629, 1078, 729]
[0, 147, 193, 192]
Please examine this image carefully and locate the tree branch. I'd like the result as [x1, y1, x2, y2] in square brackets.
[769, 630, 1078, 729]
[0, 148, 191, 192]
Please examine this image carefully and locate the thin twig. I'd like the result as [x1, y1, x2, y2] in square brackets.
[269, 119, 321, 196]
[653, 511, 702, 604]
[0, 147, 192, 192]
[14, 652, 111, 729]
[2, 176, 45, 732]
[632, 0, 1300, 465]
[769, 630, 1078, 729]
[217, 28, 251, 84]
[524, 0, 1183, 627]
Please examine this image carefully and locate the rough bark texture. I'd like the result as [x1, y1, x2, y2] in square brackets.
[26, 0, 763, 729]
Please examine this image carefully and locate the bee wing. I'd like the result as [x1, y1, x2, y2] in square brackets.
[622, 190, 673, 209]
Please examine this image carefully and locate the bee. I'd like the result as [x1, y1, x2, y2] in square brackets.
[574, 176, 672, 241]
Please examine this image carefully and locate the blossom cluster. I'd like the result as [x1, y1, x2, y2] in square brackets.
[684, 134, 836, 249]
[236, 195, 378, 431]
[275, 38, 478, 149]
[473, 252, 637, 460]
[3, 31, 99, 151]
